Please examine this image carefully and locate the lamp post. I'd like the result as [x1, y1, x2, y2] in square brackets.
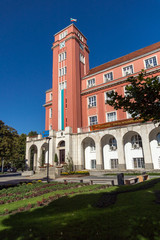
[46, 137, 51, 183]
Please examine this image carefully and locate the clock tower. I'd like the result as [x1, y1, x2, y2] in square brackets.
[51, 24, 90, 133]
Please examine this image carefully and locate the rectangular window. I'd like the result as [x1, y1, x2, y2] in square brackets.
[88, 96, 96, 108]
[145, 56, 157, 69]
[80, 54, 85, 64]
[123, 65, 133, 76]
[59, 52, 67, 62]
[49, 124, 52, 130]
[87, 78, 95, 88]
[133, 158, 145, 168]
[59, 30, 68, 40]
[50, 93, 52, 101]
[77, 32, 83, 42]
[91, 159, 96, 169]
[49, 108, 52, 118]
[89, 116, 98, 126]
[107, 112, 117, 122]
[111, 159, 118, 169]
[59, 67, 67, 77]
[105, 90, 114, 104]
[104, 72, 113, 82]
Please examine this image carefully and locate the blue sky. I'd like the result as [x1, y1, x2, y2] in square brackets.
[0, 0, 160, 134]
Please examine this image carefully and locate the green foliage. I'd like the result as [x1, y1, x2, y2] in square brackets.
[0, 120, 27, 170]
[106, 71, 160, 122]
[28, 131, 38, 137]
[63, 154, 73, 174]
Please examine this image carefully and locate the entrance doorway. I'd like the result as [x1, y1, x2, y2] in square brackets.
[58, 140, 65, 164]
[59, 149, 65, 164]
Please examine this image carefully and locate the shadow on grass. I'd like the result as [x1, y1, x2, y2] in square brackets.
[1, 184, 160, 240]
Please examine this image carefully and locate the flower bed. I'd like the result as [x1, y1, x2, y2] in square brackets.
[0, 181, 88, 205]
[61, 170, 89, 176]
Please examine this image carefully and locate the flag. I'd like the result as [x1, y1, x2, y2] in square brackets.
[70, 18, 77, 22]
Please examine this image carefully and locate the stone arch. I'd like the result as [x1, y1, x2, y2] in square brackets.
[29, 145, 38, 171]
[149, 127, 160, 169]
[101, 134, 118, 170]
[57, 140, 65, 164]
[81, 137, 96, 170]
[123, 131, 144, 170]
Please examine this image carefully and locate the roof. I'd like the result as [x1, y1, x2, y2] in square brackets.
[86, 41, 160, 77]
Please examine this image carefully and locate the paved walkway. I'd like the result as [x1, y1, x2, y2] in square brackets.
[0, 172, 159, 186]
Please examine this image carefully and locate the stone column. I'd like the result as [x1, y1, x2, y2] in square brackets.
[116, 129, 126, 171]
[140, 125, 153, 170]
[96, 139, 103, 170]
[65, 127, 73, 161]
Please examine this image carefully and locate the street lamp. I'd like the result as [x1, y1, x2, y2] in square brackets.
[46, 137, 51, 183]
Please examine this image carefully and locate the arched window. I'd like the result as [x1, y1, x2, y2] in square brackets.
[131, 135, 142, 149]
[59, 141, 65, 147]
[109, 137, 117, 150]
[157, 133, 160, 146]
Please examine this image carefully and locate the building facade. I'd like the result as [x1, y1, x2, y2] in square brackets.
[26, 24, 160, 172]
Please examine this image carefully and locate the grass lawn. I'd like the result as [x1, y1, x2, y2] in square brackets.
[0, 179, 160, 240]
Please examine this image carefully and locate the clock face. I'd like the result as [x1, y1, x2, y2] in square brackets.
[60, 41, 65, 49]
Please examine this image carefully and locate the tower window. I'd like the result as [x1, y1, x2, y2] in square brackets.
[59, 30, 68, 40]
[80, 54, 85, 64]
[59, 52, 67, 62]
[59, 67, 67, 77]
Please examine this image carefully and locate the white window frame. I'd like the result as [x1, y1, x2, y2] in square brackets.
[49, 108, 52, 118]
[59, 30, 68, 40]
[88, 115, 98, 126]
[131, 135, 142, 149]
[110, 159, 118, 169]
[122, 65, 134, 77]
[80, 54, 85, 64]
[103, 72, 113, 82]
[133, 158, 145, 169]
[50, 93, 52, 101]
[59, 66, 67, 77]
[77, 32, 84, 42]
[59, 52, 67, 62]
[106, 111, 117, 122]
[49, 124, 52, 130]
[144, 55, 158, 69]
[88, 95, 97, 108]
[87, 78, 95, 88]
[59, 81, 67, 90]
[105, 90, 114, 104]
[109, 137, 117, 151]
[91, 159, 96, 169]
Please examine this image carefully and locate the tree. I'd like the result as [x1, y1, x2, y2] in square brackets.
[28, 131, 38, 137]
[106, 71, 160, 122]
[0, 120, 27, 170]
